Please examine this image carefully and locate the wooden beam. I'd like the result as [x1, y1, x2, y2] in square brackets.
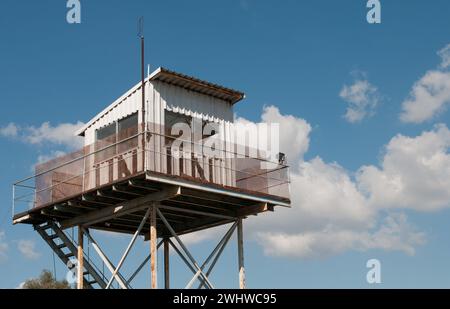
[164, 238, 170, 289]
[237, 219, 246, 289]
[236, 203, 274, 217]
[60, 186, 181, 229]
[112, 185, 143, 196]
[77, 226, 84, 289]
[97, 190, 127, 201]
[180, 187, 250, 207]
[150, 203, 158, 289]
[53, 205, 84, 215]
[158, 204, 235, 220]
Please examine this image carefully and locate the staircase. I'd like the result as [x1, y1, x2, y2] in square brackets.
[35, 221, 107, 289]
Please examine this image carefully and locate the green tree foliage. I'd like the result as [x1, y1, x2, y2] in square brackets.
[22, 270, 72, 289]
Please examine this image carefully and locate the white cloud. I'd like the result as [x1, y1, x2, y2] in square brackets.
[241, 107, 428, 259]
[357, 124, 450, 212]
[400, 71, 450, 123]
[36, 151, 67, 165]
[236, 105, 311, 168]
[0, 123, 19, 138]
[438, 43, 450, 69]
[23, 122, 85, 148]
[400, 44, 450, 123]
[0, 231, 8, 263]
[17, 240, 41, 260]
[261, 106, 312, 164]
[256, 214, 425, 259]
[340, 78, 380, 123]
[0, 121, 85, 149]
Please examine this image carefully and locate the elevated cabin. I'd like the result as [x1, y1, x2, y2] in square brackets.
[14, 67, 290, 237]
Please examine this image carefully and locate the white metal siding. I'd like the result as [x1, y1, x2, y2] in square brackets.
[83, 89, 142, 145]
[146, 81, 235, 187]
[81, 79, 237, 188]
[153, 81, 233, 122]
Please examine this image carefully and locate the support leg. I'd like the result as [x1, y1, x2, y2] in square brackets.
[150, 203, 158, 289]
[77, 226, 84, 289]
[164, 238, 170, 289]
[237, 218, 246, 289]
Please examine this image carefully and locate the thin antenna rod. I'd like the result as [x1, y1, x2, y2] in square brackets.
[138, 17, 146, 166]
[138, 17, 145, 121]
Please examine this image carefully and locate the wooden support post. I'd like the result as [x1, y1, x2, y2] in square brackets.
[164, 238, 170, 289]
[77, 226, 84, 289]
[237, 218, 246, 289]
[150, 203, 158, 289]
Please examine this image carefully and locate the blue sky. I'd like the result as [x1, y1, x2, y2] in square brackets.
[1, 0, 450, 288]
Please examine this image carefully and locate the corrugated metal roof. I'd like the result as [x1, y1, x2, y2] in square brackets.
[76, 67, 245, 136]
[149, 67, 245, 105]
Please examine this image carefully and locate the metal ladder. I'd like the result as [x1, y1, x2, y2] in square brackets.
[34, 221, 107, 289]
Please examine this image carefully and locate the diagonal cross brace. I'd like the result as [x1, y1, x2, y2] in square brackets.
[157, 208, 215, 289]
[185, 222, 237, 289]
[82, 228, 130, 289]
[126, 239, 163, 286]
[106, 207, 152, 289]
[197, 222, 237, 289]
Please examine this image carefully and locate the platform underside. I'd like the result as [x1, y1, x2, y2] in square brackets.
[13, 172, 290, 237]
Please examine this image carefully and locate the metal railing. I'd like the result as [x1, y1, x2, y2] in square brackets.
[13, 124, 290, 216]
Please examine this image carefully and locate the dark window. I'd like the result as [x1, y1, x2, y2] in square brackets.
[95, 112, 139, 162]
[118, 113, 139, 153]
[95, 123, 116, 162]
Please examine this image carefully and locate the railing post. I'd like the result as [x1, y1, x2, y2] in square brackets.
[164, 238, 170, 289]
[12, 184, 15, 218]
[237, 218, 246, 289]
[77, 226, 84, 289]
[150, 202, 158, 289]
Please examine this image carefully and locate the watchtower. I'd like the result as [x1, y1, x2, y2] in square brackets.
[13, 67, 290, 289]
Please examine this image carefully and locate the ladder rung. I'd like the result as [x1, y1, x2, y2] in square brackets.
[49, 234, 59, 240]
[56, 244, 66, 249]
[65, 253, 74, 258]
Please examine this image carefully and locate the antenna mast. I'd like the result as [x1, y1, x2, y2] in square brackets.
[138, 17, 145, 127]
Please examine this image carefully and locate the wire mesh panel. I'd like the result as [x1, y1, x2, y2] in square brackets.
[13, 122, 290, 215]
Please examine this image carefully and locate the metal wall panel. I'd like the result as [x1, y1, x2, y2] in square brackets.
[83, 89, 141, 145]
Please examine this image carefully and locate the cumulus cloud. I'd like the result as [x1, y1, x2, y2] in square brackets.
[400, 71, 450, 123]
[36, 151, 67, 165]
[357, 124, 450, 212]
[256, 214, 425, 259]
[438, 43, 450, 69]
[235, 105, 311, 168]
[0, 121, 85, 149]
[0, 231, 8, 263]
[0, 123, 19, 138]
[400, 44, 450, 123]
[17, 240, 41, 260]
[238, 107, 428, 259]
[339, 78, 380, 123]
